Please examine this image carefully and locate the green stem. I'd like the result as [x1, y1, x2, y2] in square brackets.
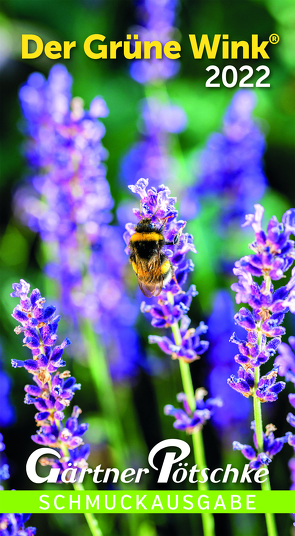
[171, 322, 215, 536]
[57, 429, 103, 536]
[80, 319, 128, 469]
[178, 358, 195, 410]
[253, 345, 278, 536]
[253, 367, 264, 452]
[71, 482, 102, 536]
[80, 320, 139, 536]
[41, 232, 128, 466]
[73, 482, 103, 536]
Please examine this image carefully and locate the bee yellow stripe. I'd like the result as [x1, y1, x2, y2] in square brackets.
[130, 232, 163, 242]
[132, 261, 138, 274]
[161, 259, 171, 274]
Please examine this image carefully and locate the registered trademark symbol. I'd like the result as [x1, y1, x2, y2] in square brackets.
[269, 34, 280, 44]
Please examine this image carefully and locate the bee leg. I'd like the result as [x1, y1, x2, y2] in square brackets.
[164, 233, 180, 246]
[158, 214, 175, 233]
[164, 220, 186, 245]
[172, 272, 181, 290]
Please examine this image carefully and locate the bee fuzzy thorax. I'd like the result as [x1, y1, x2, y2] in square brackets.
[130, 231, 164, 243]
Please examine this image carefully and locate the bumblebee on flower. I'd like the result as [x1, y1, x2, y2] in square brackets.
[124, 178, 208, 363]
[128, 215, 181, 297]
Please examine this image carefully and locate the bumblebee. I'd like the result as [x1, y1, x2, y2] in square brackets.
[129, 217, 180, 297]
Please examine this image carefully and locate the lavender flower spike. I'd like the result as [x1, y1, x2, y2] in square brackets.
[124, 178, 208, 363]
[125, 180, 219, 536]
[228, 204, 295, 399]
[10, 279, 90, 480]
[17, 64, 144, 381]
[229, 204, 295, 536]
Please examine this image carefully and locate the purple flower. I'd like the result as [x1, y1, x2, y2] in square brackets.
[0, 349, 15, 428]
[120, 98, 187, 190]
[278, 340, 295, 522]
[164, 390, 222, 434]
[275, 337, 295, 385]
[206, 291, 251, 442]
[233, 422, 290, 469]
[0, 514, 36, 536]
[228, 204, 295, 401]
[149, 317, 209, 362]
[182, 90, 267, 225]
[16, 65, 145, 380]
[229, 204, 295, 515]
[0, 435, 36, 534]
[125, 180, 221, 436]
[230, 331, 282, 369]
[11, 279, 89, 479]
[130, 0, 180, 84]
[125, 179, 208, 363]
[11, 279, 31, 299]
[0, 433, 10, 491]
[227, 366, 254, 398]
[17, 64, 112, 303]
[228, 365, 285, 402]
[255, 365, 286, 402]
[289, 457, 295, 491]
[239, 204, 295, 281]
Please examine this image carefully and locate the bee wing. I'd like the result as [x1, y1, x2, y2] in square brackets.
[138, 278, 163, 298]
[136, 254, 163, 298]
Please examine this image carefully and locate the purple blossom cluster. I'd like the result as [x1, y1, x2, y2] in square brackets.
[0, 514, 36, 536]
[164, 389, 222, 434]
[17, 65, 110, 245]
[275, 337, 295, 386]
[149, 318, 208, 362]
[0, 434, 10, 490]
[120, 97, 187, 190]
[206, 291, 250, 442]
[228, 364, 285, 403]
[16, 65, 143, 380]
[228, 204, 295, 469]
[275, 338, 295, 497]
[228, 204, 295, 398]
[130, 0, 180, 84]
[0, 435, 36, 536]
[124, 179, 208, 363]
[233, 422, 291, 470]
[124, 179, 222, 432]
[0, 349, 15, 427]
[10, 279, 90, 480]
[183, 90, 267, 226]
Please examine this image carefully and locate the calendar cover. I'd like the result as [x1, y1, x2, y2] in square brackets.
[0, 0, 294, 535]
